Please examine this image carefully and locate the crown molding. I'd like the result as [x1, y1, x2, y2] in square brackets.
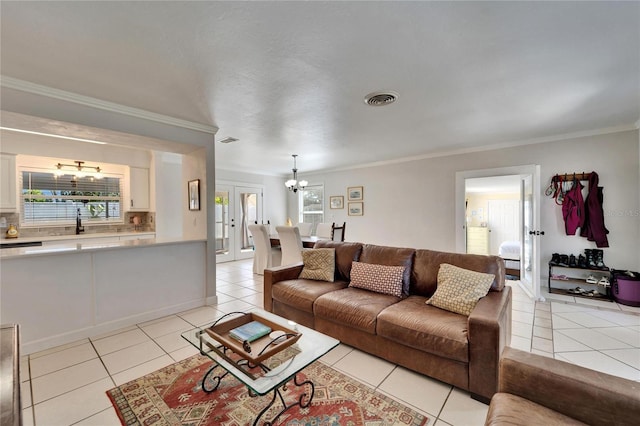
[1, 76, 218, 135]
[319, 124, 638, 174]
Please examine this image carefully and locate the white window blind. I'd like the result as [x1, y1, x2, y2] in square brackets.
[21, 170, 123, 226]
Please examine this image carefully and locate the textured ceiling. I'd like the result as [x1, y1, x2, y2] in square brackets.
[1, 1, 638, 176]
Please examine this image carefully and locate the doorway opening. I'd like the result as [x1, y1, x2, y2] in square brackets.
[456, 165, 542, 300]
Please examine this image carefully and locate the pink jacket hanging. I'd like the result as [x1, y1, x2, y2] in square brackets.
[580, 172, 609, 248]
[562, 180, 584, 235]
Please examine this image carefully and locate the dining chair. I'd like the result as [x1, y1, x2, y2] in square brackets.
[296, 222, 313, 237]
[332, 222, 346, 241]
[276, 226, 304, 266]
[248, 224, 281, 275]
[316, 222, 334, 240]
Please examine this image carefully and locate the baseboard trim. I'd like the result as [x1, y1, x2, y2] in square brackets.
[21, 298, 205, 355]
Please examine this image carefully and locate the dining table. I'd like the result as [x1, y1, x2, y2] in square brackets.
[269, 235, 319, 249]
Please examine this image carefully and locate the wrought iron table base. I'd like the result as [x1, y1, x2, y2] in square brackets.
[199, 361, 314, 426]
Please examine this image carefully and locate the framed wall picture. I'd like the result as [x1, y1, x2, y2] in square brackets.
[348, 186, 363, 201]
[188, 179, 200, 211]
[348, 202, 363, 216]
[330, 195, 344, 209]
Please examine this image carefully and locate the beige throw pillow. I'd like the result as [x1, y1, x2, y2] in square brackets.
[426, 263, 495, 316]
[349, 261, 404, 297]
[299, 248, 335, 282]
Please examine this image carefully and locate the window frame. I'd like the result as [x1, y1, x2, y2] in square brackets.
[297, 184, 324, 232]
[19, 166, 125, 228]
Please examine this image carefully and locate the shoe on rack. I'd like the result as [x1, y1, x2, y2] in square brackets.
[568, 287, 585, 294]
[550, 253, 561, 265]
[551, 274, 568, 280]
[598, 277, 610, 286]
[569, 254, 577, 267]
[586, 275, 598, 284]
[585, 289, 600, 297]
[578, 254, 587, 268]
[559, 254, 569, 267]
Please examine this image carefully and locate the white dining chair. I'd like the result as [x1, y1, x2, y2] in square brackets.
[276, 226, 304, 266]
[316, 222, 334, 240]
[296, 222, 313, 237]
[248, 224, 281, 275]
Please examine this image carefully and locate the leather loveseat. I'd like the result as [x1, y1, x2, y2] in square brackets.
[486, 347, 640, 425]
[263, 240, 512, 402]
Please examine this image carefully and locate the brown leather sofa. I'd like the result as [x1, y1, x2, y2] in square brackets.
[486, 347, 640, 425]
[264, 240, 512, 402]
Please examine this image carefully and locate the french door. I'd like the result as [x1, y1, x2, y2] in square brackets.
[215, 183, 264, 263]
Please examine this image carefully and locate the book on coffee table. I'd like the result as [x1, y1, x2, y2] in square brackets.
[229, 320, 272, 342]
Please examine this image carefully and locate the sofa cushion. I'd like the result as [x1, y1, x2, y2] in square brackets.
[411, 249, 505, 297]
[377, 295, 469, 363]
[349, 261, 404, 297]
[313, 241, 363, 282]
[359, 244, 415, 296]
[272, 279, 349, 313]
[426, 264, 495, 316]
[314, 287, 400, 334]
[299, 248, 335, 282]
[485, 393, 587, 426]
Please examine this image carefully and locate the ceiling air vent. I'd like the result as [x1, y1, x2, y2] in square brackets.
[219, 137, 239, 144]
[364, 91, 398, 106]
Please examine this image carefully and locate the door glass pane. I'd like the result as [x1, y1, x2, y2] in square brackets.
[239, 191, 258, 251]
[215, 191, 230, 255]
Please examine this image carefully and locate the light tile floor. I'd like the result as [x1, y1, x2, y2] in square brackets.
[20, 259, 640, 425]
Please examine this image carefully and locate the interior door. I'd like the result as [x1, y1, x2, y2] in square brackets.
[520, 174, 541, 299]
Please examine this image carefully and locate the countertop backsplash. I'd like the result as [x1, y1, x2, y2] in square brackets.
[0, 212, 155, 239]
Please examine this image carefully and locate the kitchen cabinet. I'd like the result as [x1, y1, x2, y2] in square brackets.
[0, 154, 17, 212]
[128, 167, 150, 211]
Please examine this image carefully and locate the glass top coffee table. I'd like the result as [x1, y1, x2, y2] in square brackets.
[181, 308, 339, 425]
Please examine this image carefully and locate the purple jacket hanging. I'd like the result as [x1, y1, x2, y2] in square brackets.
[580, 172, 609, 248]
[562, 180, 584, 235]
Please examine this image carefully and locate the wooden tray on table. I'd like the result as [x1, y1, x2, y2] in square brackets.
[205, 312, 302, 366]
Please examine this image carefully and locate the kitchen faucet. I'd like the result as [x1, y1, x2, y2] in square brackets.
[76, 208, 84, 235]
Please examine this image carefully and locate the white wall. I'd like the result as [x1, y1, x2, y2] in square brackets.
[296, 130, 639, 276]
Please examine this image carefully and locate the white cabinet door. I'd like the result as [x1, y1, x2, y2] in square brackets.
[129, 167, 150, 211]
[0, 154, 17, 212]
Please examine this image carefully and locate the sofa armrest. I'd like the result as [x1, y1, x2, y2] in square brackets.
[263, 263, 304, 311]
[497, 347, 640, 425]
[467, 286, 512, 401]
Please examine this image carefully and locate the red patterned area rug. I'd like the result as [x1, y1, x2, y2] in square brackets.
[107, 354, 429, 425]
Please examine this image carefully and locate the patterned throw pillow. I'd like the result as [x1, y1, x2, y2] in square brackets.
[349, 261, 405, 297]
[426, 263, 495, 316]
[299, 248, 336, 282]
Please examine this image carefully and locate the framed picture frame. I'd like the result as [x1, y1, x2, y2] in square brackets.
[188, 179, 200, 211]
[330, 195, 344, 209]
[348, 186, 363, 201]
[348, 202, 363, 216]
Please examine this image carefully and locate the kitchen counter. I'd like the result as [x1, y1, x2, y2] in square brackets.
[0, 235, 198, 259]
[0, 231, 155, 245]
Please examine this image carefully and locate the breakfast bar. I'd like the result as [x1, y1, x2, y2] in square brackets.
[0, 237, 208, 354]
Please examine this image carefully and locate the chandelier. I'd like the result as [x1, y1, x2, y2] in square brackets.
[284, 154, 308, 193]
[54, 160, 103, 179]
